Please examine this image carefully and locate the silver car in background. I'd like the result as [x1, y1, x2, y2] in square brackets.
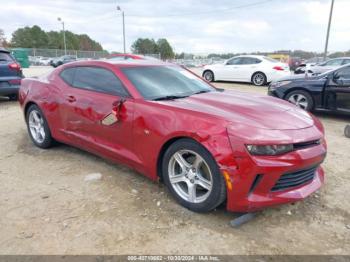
[309, 57, 350, 75]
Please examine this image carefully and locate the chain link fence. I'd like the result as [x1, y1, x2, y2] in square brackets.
[10, 48, 109, 66]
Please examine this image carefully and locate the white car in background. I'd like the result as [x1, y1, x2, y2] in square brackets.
[202, 55, 290, 86]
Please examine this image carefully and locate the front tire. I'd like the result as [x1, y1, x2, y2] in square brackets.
[26, 104, 54, 149]
[285, 90, 314, 111]
[251, 72, 267, 86]
[162, 139, 226, 213]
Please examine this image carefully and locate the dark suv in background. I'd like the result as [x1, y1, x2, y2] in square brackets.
[0, 48, 23, 100]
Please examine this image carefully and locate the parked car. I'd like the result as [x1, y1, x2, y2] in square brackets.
[202, 55, 290, 86]
[19, 59, 326, 213]
[50, 55, 77, 67]
[294, 57, 326, 75]
[268, 64, 350, 114]
[108, 54, 160, 61]
[0, 48, 23, 100]
[307, 57, 350, 75]
[38, 57, 52, 66]
[108, 54, 144, 60]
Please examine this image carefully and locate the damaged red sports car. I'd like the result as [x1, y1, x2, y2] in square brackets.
[19, 60, 327, 213]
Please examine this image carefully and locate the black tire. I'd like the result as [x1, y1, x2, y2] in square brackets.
[203, 70, 215, 82]
[26, 104, 54, 149]
[285, 90, 314, 111]
[345, 125, 350, 138]
[162, 138, 226, 213]
[251, 72, 267, 86]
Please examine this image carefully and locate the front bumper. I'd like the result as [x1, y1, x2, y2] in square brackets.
[223, 127, 326, 212]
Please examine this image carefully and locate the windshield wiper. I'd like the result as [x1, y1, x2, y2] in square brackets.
[192, 90, 211, 95]
[152, 95, 189, 101]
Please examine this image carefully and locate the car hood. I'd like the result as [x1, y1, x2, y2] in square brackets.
[158, 90, 314, 130]
[274, 74, 319, 82]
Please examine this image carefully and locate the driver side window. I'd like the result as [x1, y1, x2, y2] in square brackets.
[226, 58, 242, 65]
[334, 67, 350, 86]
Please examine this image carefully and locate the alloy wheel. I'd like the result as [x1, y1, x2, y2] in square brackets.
[203, 71, 213, 82]
[287, 94, 308, 109]
[28, 110, 46, 144]
[252, 73, 265, 86]
[168, 150, 213, 203]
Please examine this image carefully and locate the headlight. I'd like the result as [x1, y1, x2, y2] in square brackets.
[246, 144, 293, 155]
[270, 80, 291, 90]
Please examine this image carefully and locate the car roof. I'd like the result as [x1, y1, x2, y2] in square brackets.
[328, 57, 350, 60]
[229, 55, 266, 59]
[61, 59, 172, 68]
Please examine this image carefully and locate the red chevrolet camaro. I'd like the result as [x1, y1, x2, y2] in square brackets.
[19, 60, 327, 213]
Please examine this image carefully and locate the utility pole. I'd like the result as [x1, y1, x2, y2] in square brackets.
[57, 17, 67, 55]
[324, 0, 335, 60]
[117, 6, 126, 54]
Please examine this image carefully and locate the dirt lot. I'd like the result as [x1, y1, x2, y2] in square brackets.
[0, 66, 349, 255]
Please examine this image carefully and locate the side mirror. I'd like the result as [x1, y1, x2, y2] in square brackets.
[101, 98, 126, 126]
[332, 73, 344, 85]
[112, 98, 126, 118]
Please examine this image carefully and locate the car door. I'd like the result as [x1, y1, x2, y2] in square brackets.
[219, 57, 244, 80]
[58, 65, 138, 164]
[325, 66, 350, 112]
[236, 57, 262, 81]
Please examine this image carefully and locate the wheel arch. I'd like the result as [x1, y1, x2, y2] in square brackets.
[202, 69, 215, 80]
[251, 71, 267, 82]
[283, 87, 314, 100]
[24, 101, 39, 117]
[23, 101, 55, 135]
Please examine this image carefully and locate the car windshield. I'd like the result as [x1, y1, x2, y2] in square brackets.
[121, 66, 215, 100]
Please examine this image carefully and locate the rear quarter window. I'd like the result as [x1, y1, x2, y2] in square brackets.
[0, 52, 14, 62]
[60, 68, 76, 85]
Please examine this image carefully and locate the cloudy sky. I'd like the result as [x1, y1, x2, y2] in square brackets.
[1, 0, 349, 54]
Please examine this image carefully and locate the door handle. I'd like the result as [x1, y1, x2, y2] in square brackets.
[67, 95, 76, 103]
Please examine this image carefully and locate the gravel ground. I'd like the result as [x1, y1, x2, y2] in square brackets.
[0, 66, 349, 255]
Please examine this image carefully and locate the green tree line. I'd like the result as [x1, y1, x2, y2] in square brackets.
[5, 25, 103, 51]
[131, 38, 175, 60]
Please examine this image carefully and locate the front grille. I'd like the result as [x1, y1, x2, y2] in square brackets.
[293, 139, 321, 150]
[271, 165, 318, 192]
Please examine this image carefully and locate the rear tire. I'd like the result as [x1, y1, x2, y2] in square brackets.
[251, 72, 266, 86]
[162, 138, 226, 213]
[345, 125, 350, 138]
[203, 70, 215, 82]
[26, 104, 54, 149]
[285, 90, 314, 111]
